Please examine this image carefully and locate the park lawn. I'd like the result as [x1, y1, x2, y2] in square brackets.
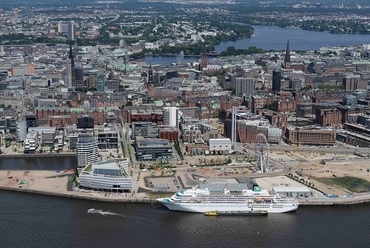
[317, 176, 370, 193]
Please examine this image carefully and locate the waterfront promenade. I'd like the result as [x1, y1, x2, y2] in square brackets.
[0, 170, 154, 204]
[1, 170, 370, 206]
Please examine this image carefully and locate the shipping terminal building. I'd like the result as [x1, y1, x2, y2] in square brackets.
[79, 159, 132, 192]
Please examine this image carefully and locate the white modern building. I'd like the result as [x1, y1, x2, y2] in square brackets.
[79, 159, 132, 192]
[208, 138, 232, 154]
[24, 132, 38, 153]
[163, 106, 179, 128]
[76, 135, 99, 169]
[28, 126, 57, 146]
[267, 127, 282, 143]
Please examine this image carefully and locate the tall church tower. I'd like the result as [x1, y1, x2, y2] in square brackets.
[147, 63, 154, 96]
[201, 43, 208, 76]
[284, 40, 291, 69]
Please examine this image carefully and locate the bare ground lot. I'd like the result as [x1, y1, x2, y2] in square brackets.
[0, 170, 72, 193]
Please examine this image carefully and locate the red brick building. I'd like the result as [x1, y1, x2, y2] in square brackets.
[315, 108, 342, 126]
[273, 92, 297, 113]
[36, 108, 107, 127]
[286, 127, 336, 146]
[158, 126, 179, 142]
[261, 110, 288, 129]
[343, 76, 367, 91]
[224, 119, 268, 143]
[125, 107, 163, 125]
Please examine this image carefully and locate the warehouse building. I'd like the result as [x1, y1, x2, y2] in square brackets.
[272, 186, 312, 198]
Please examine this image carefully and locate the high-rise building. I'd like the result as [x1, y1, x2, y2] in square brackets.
[272, 70, 282, 92]
[235, 77, 255, 96]
[76, 135, 99, 169]
[16, 120, 27, 142]
[57, 22, 68, 33]
[163, 107, 179, 128]
[67, 21, 76, 41]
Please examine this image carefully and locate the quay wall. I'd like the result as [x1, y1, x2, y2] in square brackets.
[1, 184, 370, 206]
[297, 196, 370, 206]
[0, 186, 157, 205]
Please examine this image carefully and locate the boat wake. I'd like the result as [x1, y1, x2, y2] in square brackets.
[100, 211, 122, 216]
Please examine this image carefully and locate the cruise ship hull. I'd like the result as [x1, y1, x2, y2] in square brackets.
[158, 200, 298, 214]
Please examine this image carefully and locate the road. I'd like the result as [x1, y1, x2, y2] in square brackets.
[118, 123, 141, 193]
[235, 141, 366, 155]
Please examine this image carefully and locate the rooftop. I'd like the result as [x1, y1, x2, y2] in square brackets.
[136, 138, 171, 148]
[82, 159, 130, 178]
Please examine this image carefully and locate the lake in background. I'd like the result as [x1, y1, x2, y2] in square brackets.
[214, 25, 370, 51]
[144, 25, 370, 65]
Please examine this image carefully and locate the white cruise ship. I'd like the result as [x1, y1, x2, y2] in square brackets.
[157, 185, 299, 213]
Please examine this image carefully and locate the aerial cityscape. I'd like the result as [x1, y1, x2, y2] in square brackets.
[0, 0, 370, 247]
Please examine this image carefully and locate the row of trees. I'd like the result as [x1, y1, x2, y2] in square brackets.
[173, 141, 184, 160]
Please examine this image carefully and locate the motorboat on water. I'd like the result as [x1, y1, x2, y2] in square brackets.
[87, 208, 103, 214]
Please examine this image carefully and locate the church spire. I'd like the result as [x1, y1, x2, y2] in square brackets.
[147, 63, 154, 96]
[69, 43, 74, 59]
[284, 40, 291, 69]
[148, 63, 153, 85]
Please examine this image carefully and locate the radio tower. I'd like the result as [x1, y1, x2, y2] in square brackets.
[231, 106, 236, 151]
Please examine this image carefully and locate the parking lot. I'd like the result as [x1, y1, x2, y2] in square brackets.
[144, 176, 181, 192]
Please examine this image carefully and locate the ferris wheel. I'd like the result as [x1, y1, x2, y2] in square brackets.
[255, 133, 269, 172]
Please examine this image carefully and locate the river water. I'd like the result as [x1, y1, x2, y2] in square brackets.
[0, 157, 369, 248]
